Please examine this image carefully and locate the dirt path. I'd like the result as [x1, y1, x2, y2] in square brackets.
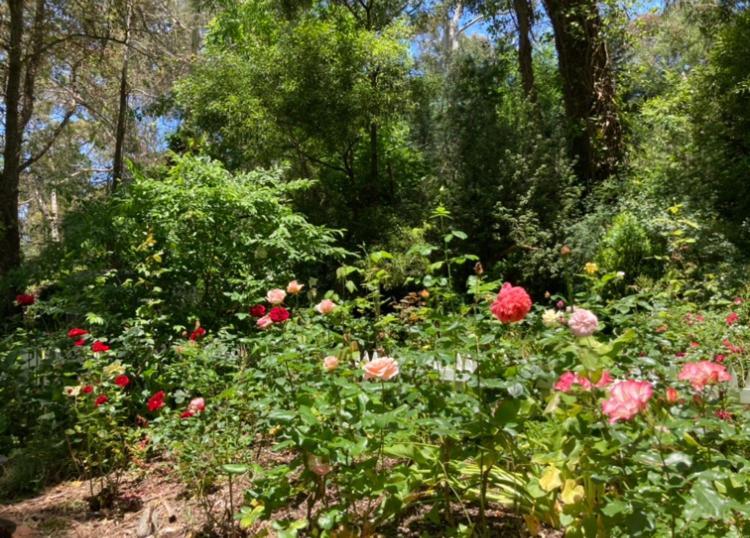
[0, 463, 212, 537]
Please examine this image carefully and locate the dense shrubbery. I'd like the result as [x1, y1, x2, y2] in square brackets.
[4, 208, 750, 535]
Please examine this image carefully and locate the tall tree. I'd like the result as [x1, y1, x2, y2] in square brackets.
[542, 0, 623, 184]
[1, 0, 26, 309]
[2, 0, 74, 312]
[511, 0, 535, 99]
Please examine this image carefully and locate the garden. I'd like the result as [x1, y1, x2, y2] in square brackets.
[1, 0, 750, 537]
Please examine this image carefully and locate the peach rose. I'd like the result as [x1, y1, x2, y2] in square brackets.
[266, 288, 286, 305]
[315, 299, 336, 315]
[363, 356, 399, 381]
[323, 356, 339, 371]
[286, 280, 304, 295]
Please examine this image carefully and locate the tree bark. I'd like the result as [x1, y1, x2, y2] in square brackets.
[1, 0, 25, 313]
[542, 0, 623, 185]
[112, 0, 133, 191]
[512, 0, 536, 100]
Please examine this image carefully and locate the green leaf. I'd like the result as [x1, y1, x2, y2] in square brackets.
[222, 464, 249, 475]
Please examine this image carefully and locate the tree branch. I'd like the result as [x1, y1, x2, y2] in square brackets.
[20, 108, 75, 172]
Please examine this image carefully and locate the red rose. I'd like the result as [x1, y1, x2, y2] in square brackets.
[94, 394, 109, 407]
[67, 328, 89, 338]
[147, 390, 166, 412]
[74, 338, 85, 347]
[82, 385, 94, 394]
[490, 283, 532, 324]
[180, 410, 194, 419]
[114, 374, 130, 388]
[250, 304, 266, 318]
[91, 341, 110, 353]
[15, 294, 35, 306]
[189, 327, 206, 341]
[269, 306, 290, 323]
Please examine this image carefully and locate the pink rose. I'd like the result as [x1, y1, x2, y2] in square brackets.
[726, 312, 739, 326]
[315, 299, 337, 315]
[554, 372, 577, 392]
[266, 288, 286, 305]
[490, 282, 532, 324]
[554, 370, 611, 392]
[363, 356, 399, 381]
[256, 315, 273, 329]
[595, 370, 614, 388]
[678, 361, 732, 391]
[286, 280, 304, 295]
[568, 308, 598, 337]
[188, 397, 205, 414]
[601, 380, 653, 424]
[323, 356, 339, 371]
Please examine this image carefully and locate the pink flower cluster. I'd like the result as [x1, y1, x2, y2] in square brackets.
[490, 283, 532, 324]
[677, 361, 732, 390]
[554, 370, 613, 392]
[601, 380, 654, 424]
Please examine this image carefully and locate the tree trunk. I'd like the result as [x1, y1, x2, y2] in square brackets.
[112, 0, 133, 191]
[49, 189, 60, 242]
[0, 0, 25, 313]
[444, 1, 462, 65]
[512, 0, 536, 100]
[542, 0, 623, 185]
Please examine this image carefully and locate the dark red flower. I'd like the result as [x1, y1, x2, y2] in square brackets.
[180, 410, 194, 419]
[250, 304, 266, 317]
[714, 354, 726, 363]
[269, 306, 290, 323]
[726, 312, 740, 326]
[67, 328, 89, 338]
[147, 390, 166, 412]
[74, 338, 85, 347]
[114, 374, 130, 388]
[715, 409, 733, 421]
[94, 394, 109, 407]
[91, 341, 110, 353]
[189, 327, 206, 341]
[82, 385, 94, 394]
[15, 294, 35, 306]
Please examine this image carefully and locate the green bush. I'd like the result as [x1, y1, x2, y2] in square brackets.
[28, 155, 347, 332]
[596, 212, 654, 278]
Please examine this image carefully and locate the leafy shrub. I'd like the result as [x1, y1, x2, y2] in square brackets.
[28, 155, 347, 332]
[596, 212, 655, 278]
